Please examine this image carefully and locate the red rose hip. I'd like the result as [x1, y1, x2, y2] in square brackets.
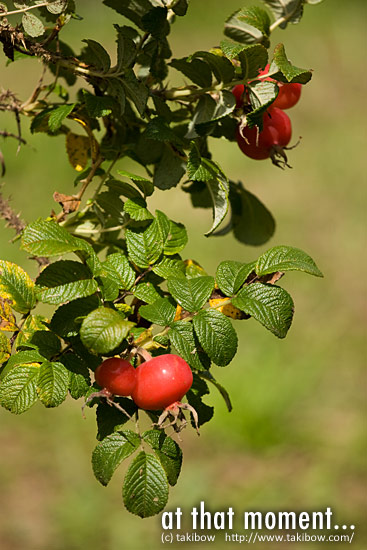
[236, 107, 292, 160]
[131, 354, 193, 410]
[95, 357, 136, 396]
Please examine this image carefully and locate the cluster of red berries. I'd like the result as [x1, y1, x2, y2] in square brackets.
[94, 354, 193, 410]
[232, 64, 302, 162]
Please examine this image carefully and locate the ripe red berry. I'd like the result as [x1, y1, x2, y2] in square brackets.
[232, 84, 245, 108]
[94, 357, 136, 396]
[131, 354, 193, 410]
[236, 107, 292, 160]
[259, 64, 302, 110]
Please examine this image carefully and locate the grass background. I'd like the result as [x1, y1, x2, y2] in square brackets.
[0, 0, 366, 549]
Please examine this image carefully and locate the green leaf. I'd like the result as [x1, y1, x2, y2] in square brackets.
[97, 276, 119, 302]
[205, 173, 229, 236]
[106, 80, 126, 115]
[50, 295, 100, 338]
[247, 80, 278, 128]
[35, 260, 97, 305]
[21, 219, 87, 257]
[92, 430, 140, 486]
[170, 57, 212, 87]
[230, 183, 275, 246]
[115, 25, 137, 70]
[271, 43, 312, 83]
[239, 44, 268, 79]
[124, 197, 153, 221]
[186, 376, 214, 427]
[37, 361, 69, 407]
[156, 211, 188, 256]
[126, 220, 163, 268]
[169, 321, 209, 371]
[220, 40, 248, 59]
[133, 281, 163, 305]
[193, 309, 237, 367]
[143, 430, 182, 486]
[27, 330, 62, 359]
[171, 0, 188, 16]
[232, 282, 294, 338]
[116, 170, 154, 197]
[0, 363, 40, 414]
[123, 451, 169, 518]
[96, 398, 138, 441]
[239, 6, 271, 36]
[139, 298, 176, 327]
[102, 253, 136, 290]
[256, 245, 323, 277]
[82, 39, 111, 72]
[167, 276, 214, 313]
[262, 0, 305, 29]
[141, 7, 169, 39]
[187, 92, 235, 138]
[152, 256, 185, 279]
[122, 69, 149, 115]
[216, 260, 256, 296]
[48, 103, 75, 132]
[0, 333, 11, 364]
[154, 146, 186, 191]
[187, 145, 218, 182]
[96, 190, 125, 223]
[144, 117, 183, 146]
[224, 8, 267, 46]
[191, 51, 235, 84]
[82, 91, 116, 118]
[0, 260, 36, 314]
[22, 12, 45, 37]
[15, 314, 48, 350]
[103, 0, 152, 29]
[61, 353, 91, 400]
[80, 307, 134, 354]
[47, 0, 68, 15]
[5, 350, 45, 370]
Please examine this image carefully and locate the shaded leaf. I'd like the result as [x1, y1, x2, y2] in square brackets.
[143, 430, 182, 486]
[92, 430, 140, 486]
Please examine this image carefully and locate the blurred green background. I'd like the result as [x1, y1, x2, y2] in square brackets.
[0, 1, 366, 549]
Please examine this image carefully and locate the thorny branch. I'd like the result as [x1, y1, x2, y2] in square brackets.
[0, 191, 49, 267]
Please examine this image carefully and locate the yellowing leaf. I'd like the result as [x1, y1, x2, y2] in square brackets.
[0, 298, 17, 332]
[65, 132, 90, 171]
[0, 260, 36, 313]
[174, 304, 182, 321]
[209, 298, 248, 320]
[0, 333, 11, 363]
[15, 314, 49, 349]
